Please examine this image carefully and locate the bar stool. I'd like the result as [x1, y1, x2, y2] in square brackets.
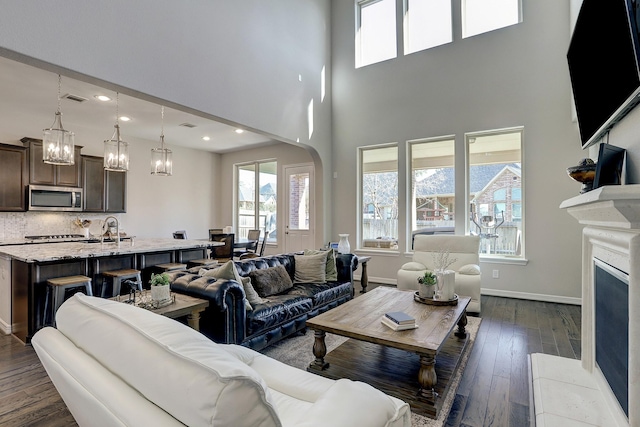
[186, 258, 219, 269]
[154, 263, 187, 272]
[46, 275, 92, 326]
[101, 269, 142, 298]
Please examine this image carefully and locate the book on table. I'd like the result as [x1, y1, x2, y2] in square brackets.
[381, 316, 417, 331]
[384, 311, 415, 325]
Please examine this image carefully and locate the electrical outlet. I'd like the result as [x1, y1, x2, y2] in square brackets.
[492, 269, 499, 279]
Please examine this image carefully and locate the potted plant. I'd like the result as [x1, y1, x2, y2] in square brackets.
[418, 271, 437, 298]
[149, 272, 171, 302]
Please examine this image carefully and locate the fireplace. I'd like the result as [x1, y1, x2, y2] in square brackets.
[558, 185, 640, 427]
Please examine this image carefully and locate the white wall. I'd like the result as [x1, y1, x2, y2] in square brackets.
[331, 0, 586, 302]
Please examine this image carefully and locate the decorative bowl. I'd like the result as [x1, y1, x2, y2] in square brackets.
[567, 159, 596, 193]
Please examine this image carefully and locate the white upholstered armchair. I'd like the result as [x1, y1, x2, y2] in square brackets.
[397, 234, 481, 313]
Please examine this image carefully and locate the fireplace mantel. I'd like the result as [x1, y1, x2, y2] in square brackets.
[536, 184, 640, 427]
[559, 184, 640, 229]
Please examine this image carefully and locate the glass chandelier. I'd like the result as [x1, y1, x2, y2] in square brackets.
[103, 92, 129, 172]
[43, 75, 75, 165]
[150, 106, 172, 176]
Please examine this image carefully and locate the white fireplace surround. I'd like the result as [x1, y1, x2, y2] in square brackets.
[556, 184, 640, 427]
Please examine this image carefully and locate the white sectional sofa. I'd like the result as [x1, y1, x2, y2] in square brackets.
[32, 294, 411, 427]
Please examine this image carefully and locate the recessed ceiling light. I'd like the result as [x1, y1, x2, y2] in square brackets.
[235, 129, 244, 134]
[202, 136, 211, 141]
[94, 95, 111, 102]
[119, 116, 131, 122]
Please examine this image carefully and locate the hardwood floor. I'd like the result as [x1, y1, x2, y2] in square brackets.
[0, 293, 581, 427]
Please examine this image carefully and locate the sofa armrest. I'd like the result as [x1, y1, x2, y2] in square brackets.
[399, 261, 427, 272]
[336, 254, 358, 283]
[170, 273, 246, 344]
[458, 264, 481, 275]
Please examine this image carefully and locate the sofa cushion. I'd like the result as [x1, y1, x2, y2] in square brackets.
[294, 253, 327, 283]
[250, 265, 294, 297]
[303, 249, 338, 281]
[289, 282, 353, 308]
[55, 294, 281, 427]
[246, 294, 313, 336]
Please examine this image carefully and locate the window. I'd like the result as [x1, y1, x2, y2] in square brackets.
[360, 145, 398, 250]
[404, 0, 452, 55]
[409, 137, 455, 247]
[462, 0, 521, 38]
[236, 161, 277, 243]
[356, 0, 397, 68]
[468, 128, 523, 257]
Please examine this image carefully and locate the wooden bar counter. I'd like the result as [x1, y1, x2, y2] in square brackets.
[0, 238, 219, 344]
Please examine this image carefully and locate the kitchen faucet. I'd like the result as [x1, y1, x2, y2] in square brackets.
[102, 216, 120, 249]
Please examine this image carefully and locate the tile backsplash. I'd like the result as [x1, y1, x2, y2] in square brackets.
[0, 212, 123, 240]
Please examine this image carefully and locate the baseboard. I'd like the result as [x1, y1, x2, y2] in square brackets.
[0, 318, 11, 335]
[481, 288, 582, 305]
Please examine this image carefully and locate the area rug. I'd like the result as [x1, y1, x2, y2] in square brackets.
[262, 316, 481, 426]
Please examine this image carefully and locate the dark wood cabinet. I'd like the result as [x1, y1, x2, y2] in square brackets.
[81, 155, 126, 213]
[0, 143, 28, 211]
[21, 137, 82, 187]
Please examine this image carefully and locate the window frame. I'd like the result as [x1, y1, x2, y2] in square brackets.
[358, 143, 399, 251]
[465, 126, 525, 259]
[403, 0, 453, 55]
[355, 0, 398, 68]
[234, 159, 278, 244]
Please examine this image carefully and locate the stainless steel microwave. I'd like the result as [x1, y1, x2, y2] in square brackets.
[28, 185, 83, 211]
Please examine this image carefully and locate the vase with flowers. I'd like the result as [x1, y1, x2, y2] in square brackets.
[432, 249, 457, 300]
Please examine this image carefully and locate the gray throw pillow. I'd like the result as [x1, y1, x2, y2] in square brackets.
[304, 249, 337, 281]
[249, 265, 294, 297]
[201, 261, 255, 310]
[294, 253, 327, 284]
[241, 276, 265, 308]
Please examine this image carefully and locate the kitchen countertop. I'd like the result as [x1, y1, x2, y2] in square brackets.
[0, 238, 221, 263]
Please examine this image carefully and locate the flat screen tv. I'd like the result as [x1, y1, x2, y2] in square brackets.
[567, 0, 640, 149]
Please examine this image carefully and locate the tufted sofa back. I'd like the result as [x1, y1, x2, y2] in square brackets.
[234, 254, 295, 281]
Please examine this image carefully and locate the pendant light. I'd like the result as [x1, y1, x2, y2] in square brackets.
[103, 92, 129, 172]
[42, 75, 75, 165]
[150, 106, 172, 176]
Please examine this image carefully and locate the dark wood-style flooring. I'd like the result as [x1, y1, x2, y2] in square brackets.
[0, 291, 581, 426]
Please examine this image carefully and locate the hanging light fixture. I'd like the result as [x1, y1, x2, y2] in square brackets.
[42, 75, 75, 165]
[150, 106, 172, 176]
[103, 92, 129, 172]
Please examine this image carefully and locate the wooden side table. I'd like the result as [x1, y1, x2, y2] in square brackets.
[356, 255, 371, 293]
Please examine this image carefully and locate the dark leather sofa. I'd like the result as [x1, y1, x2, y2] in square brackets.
[168, 253, 358, 351]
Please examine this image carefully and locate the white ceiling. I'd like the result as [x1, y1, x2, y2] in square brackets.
[0, 56, 275, 153]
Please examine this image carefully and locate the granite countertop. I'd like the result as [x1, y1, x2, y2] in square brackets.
[0, 238, 219, 263]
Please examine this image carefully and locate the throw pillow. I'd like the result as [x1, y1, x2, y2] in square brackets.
[304, 248, 338, 281]
[201, 261, 255, 310]
[241, 276, 265, 308]
[294, 253, 327, 284]
[249, 265, 294, 297]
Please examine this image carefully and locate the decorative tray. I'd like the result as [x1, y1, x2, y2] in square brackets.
[413, 292, 459, 306]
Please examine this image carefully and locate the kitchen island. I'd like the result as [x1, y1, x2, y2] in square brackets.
[1, 238, 220, 343]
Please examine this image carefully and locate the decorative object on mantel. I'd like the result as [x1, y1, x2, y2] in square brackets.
[149, 272, 171, 303]
[42, 74, 75, 165]
[103, 92, 129, 172]
[150, 106, 173, 176]
[417, 271, 437, 298]
[566, 157, 596, 194]
[337, 234, 351, 254]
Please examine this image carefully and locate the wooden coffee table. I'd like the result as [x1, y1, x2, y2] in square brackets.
[306, 286, 470, 418]
[112, 290, 209, 331]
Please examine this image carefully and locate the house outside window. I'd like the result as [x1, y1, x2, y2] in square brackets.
[409, 137, 455, 248]
[468, 128, 523, 257]
[360, 144, 398, 250]
[236, 161, 277, 243]
[356, 0, 397, 68]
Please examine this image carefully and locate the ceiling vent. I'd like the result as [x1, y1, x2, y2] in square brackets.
[179, 122, 197, 128]
[62, 93, 88, 103]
